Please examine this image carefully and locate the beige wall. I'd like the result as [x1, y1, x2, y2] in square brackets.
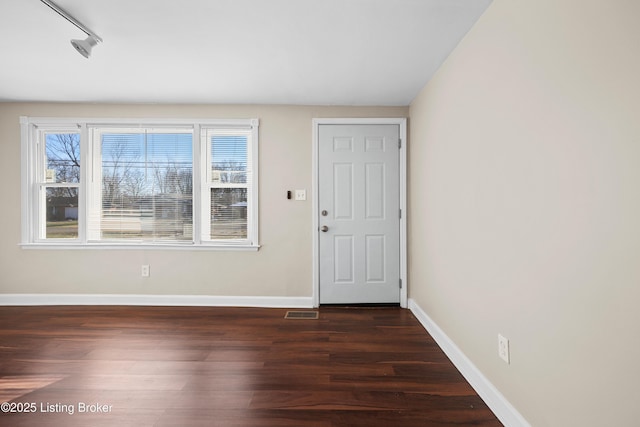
[408, 0, 640, 425]
[5, 1, 640, 423]
[0, 103, 407, 297]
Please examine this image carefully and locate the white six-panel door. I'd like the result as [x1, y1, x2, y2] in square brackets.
[318, 124, 400, 304]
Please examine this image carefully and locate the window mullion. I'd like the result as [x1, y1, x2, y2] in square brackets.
[35, 131, 45, 241]
[192, 124, 202, 245]
[210, 183, 248, 189]
[87, 127, 103, 242]
[249, 124, 258, 245]
[200, 128, 211, 241]
[78, 124, 88, 243]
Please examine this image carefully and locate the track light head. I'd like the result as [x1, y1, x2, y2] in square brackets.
[70, 34, 100, 58]
[41, 1, 102, 58]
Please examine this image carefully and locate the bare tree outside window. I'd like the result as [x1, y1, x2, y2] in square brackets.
[24, 119, 258, 247]
[100, 132, 193, 241]
[44, 133, 80, 238]
[102, 138, 134, 209]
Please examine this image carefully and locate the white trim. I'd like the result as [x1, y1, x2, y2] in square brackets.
[20, 116, 32, 244]
[312, 120, 320, 307]
[192, 123, 203, 244]
[0, 294, 312, 308]
[19, 243, 260, 251]
[249, 123, 260, 246]
[311, 118, 408, 308]
[21, 117, 258, 128]
[408, 299, 531, 427]
[398, 120, 408, 308]
[20, 116, 260, 249]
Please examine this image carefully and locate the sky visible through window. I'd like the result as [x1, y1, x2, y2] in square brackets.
[44, 130, 250, 241]
[45, 132, 249, 184]
[29, 118, 258, 246]
[212, 135, 248, 184]
[101, 132, 193, 192]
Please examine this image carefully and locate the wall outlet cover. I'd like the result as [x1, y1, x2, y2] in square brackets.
[498, 334, 510, 364]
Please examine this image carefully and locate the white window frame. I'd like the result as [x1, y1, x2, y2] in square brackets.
[200, 127, 257, 244]
[29, 125, 85, 244]
[20, 117, 259, 251]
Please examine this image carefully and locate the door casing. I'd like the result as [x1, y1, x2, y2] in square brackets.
[312, 118, 407, 308]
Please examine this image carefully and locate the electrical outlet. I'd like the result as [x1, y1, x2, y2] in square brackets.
[295, 189, 306, 201]
[498, 334, 510, 364]
[141, 265, 150, 277]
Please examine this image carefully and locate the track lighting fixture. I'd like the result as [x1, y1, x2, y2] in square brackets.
[40, 0, 103, 58]
[71, 35, 100, 58]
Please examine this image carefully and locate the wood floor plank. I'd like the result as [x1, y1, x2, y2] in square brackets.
[154, 409, 332, 427]
[183, 373, 332, 391]
[0, 306, 502, 426]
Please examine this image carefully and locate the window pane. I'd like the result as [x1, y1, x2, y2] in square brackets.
[211, 134, 247, 184]
[45, 133, 80, 183]
[211, 188, 247, 239]
[100, 132, 193, 241]
[46, 187, 78, 239]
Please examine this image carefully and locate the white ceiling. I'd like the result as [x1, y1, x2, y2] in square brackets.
[0, 0, 491, 106]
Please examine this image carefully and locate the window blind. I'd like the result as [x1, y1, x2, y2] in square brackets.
[207, 130, 251, 240]
[94, 130, 193, 242]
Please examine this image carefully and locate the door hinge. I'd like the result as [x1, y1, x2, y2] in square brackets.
[399, 279, 402, 289]
[399, 209, 402, 219]
[398, 138, 402, 149]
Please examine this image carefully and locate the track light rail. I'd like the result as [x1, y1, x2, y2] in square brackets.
[40, 0, 103, 42]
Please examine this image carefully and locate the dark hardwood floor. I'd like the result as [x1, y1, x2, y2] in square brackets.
[0, 306, 502, 426]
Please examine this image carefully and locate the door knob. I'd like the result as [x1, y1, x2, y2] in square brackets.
[321, 225, 329, 232]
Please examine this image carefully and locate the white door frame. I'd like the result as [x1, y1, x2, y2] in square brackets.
[312, 118, 407, 308]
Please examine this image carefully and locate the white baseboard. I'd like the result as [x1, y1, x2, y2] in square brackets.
[0, 294, 314, 308]
[408, 298, 530, 427]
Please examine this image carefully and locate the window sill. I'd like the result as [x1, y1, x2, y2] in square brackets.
[19, 243, 260, 252]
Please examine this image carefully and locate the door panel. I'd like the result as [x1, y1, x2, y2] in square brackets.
[334, 164, 353, 220]
[365, 234, 386, 282]
[319, 124, 400, 304]
[334, 235, 354, 283]
[365, 163, 385, 219]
